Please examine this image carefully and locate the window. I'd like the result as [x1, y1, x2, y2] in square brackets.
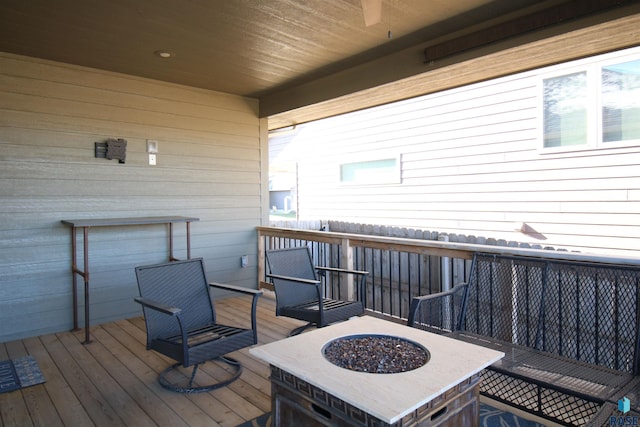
[340, 157, 400, 185]
[541, 51, 640, 150]
[543, 71, 589, 148]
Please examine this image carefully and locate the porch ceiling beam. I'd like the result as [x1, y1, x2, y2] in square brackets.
[423, 0, 631, 63]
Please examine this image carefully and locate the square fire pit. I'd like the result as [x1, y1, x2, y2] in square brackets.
[250, 316, 504, 427]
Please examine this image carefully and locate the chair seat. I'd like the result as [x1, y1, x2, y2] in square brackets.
[163, 323, 249, 347]
[280, 298, 364, 327]
[452, 331, 632, 402]
[293, 298, 358, 311]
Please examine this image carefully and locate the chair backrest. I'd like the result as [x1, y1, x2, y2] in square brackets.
[540, 259, 640, 374]
[265, 247, 319, 307]
[464, 254, 547, 346]
[135, 258, 215, 340]
[465, 253, 640, 373]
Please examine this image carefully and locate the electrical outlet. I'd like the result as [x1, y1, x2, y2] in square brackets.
[149, 153, 156, 165]
[241, 255, 248, 268]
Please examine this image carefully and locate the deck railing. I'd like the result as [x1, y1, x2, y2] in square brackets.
[257, 226, 640, 322]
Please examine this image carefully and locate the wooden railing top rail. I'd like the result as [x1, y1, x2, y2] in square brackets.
[257, 226, 640, 267]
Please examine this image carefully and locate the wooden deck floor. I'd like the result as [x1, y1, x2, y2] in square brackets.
[0, 292, 305, 427]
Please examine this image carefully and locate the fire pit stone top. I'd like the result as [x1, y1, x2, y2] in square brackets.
[322, 334, 430, 374]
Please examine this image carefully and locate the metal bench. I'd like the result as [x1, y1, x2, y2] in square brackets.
[408, 252, 640, 426]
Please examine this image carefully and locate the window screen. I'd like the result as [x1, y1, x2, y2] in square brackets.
[602, 59, 640, 143]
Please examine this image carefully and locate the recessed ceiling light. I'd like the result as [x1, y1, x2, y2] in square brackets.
[154, 50, 173, 58]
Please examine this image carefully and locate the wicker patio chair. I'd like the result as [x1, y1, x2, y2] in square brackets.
[134, 258, 262, 393]
[265, 246, 368, 335]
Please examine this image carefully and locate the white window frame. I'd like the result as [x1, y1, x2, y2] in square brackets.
[597, 52, 640, 148]
[338, 154, 401, 186]
[539, 47, 640, 153]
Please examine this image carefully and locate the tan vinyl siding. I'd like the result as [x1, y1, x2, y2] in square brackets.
[271, 47, 640, 256]
[0, 53, 264, 341]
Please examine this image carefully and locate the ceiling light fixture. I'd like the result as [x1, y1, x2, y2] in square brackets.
[154, 50, 173, 58]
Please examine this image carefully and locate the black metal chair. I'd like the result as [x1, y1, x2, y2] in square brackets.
[265, 246, 368, 335]
[134, 258, 262, 393]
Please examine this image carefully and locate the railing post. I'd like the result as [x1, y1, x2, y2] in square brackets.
[438, 234, 452, 331]
[438, 235, 451, 291]
[258, 229, 265, 289]
[341, 237, 355, 300]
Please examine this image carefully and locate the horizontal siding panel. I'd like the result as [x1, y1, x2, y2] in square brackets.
[386, 130, 536, 157]
[0, 160, 259, 182]
[0, 92, 258, 137]
[0, 179, 260, 197]
[0, 195, 260, 215]
[400, 134, 537, 160]
[503, 212, 640, 227]
[314, 99, 536, 145]
[301, 197, 640, 215]
[306, 189, 630, 206]
[0, 74, 258, 126]
[0, 53, 257, 113]
[302, 113, 537, 154]
[403, 149, 640, 175]
[307, 176, 640, 196]
[402, 164, 640, 184]
[306, 78, 536, 138]
[0, 110, 257, 146]
[0, 208, 261, 234]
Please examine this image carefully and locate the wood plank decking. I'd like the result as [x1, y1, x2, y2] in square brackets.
[0, 293, 306, 427]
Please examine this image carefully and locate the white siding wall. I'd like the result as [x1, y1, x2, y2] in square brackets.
[0, 53, 265, 341]
[270, 48, 640, 257]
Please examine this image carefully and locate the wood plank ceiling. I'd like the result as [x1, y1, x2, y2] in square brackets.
[1, 0, 639, 130]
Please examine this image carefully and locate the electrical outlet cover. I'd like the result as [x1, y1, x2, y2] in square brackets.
[147, 140, 158, 153]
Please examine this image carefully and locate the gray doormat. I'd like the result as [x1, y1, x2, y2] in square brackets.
[0, 355, 46, 394]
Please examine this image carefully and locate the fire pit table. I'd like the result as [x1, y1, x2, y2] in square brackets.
[250, 316, 504, 427]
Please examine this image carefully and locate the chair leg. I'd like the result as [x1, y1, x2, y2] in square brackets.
[158, 357, 243, 393]
[289, 322, 314, 336]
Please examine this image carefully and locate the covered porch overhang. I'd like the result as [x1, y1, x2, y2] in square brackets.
[265, 1, 640, 129]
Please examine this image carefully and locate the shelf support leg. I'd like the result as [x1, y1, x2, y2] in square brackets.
[71, 227, 78, 331]
[187, 221, 192, 259]
[83, 226, 91, 344]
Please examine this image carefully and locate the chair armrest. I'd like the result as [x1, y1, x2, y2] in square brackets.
[210, 283, 262, 343]
[315, 266, 369, 276]
[266, 273, 321, 286]
[315, 266, 369, 302]
[407, 283, 468, 331]
[412, 283, 468, 303]
[134, 297, 182, 316]
[209, 282, 264, 296]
